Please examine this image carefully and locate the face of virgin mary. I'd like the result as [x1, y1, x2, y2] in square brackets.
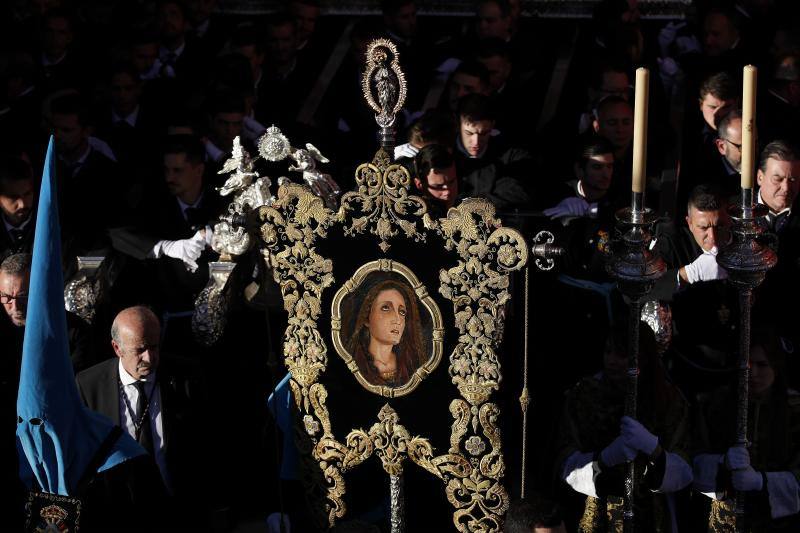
[367, 288, 406, 347]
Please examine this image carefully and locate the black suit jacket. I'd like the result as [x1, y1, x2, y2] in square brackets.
[0, 217, 35, 261]
[75, 357, 206, 501]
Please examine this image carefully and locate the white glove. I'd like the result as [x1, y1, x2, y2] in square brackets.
[726, 446, 751, 471]
[204, 139, 226, 162]
[658, 21, 684, 57]
[242, 115, 267, 142]
[726, 446, 763, 491]
[621, 416, 659, 455]
[683, 246, 727, 284]
[154, 229, 207, 273]
[543, 197, 598, 219]
[676, 34, 701, 56]
[600, 436, 637, 467]
[204, 225, 214, 248]
[394, 142, 419, 160]
[657, 57, 679, 78]
[732, 468, 763, 491]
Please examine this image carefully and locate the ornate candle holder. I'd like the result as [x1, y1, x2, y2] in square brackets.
[605, 191, 666, 533]
[715, 188, 776, 530]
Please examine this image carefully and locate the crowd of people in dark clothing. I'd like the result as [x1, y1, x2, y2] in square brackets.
[1, 0, 800, 531]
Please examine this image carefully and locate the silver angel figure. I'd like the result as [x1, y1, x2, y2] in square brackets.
[288, 143, 341, 209]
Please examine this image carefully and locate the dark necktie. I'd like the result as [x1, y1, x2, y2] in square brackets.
[183, 206, 204, 228]
[133, 381, 155, 455]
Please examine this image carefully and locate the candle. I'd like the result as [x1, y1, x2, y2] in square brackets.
[741, 65, 757, 190]
[631, 68, 649, 195]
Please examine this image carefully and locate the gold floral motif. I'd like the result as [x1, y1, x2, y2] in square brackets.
[258, 184, 335, 389]
[337, 153, 427, 252]
[433, 198, 527, 531]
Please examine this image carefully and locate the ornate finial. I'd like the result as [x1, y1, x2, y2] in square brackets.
[362, 39, 407, 133]
[258, 125, 291, 162]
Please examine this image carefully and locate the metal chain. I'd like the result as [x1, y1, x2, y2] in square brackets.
[520, 266, 531, 499]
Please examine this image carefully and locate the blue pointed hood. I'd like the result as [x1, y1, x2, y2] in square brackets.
[16, 137, 144, 495]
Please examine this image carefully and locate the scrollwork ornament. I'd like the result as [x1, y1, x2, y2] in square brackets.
[338, 159, 427, 252]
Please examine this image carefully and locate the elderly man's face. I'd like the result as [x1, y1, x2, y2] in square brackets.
[0, 271, 29, 327]
[757, 157, 800, 213]
[112, 317, 161, 380]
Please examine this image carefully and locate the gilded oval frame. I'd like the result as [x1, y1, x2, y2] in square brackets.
[331, 259, 444, 398]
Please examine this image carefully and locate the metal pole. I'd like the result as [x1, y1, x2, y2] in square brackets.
[390, 473, 405, 533]
[734, 289, 752, 529]
[623, 298, 642, 531]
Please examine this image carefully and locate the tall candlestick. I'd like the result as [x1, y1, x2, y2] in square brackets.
[741, 65, 757, 191]
[631, 68, 649, 195]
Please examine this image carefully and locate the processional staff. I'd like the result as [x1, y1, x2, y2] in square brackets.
[605, 67, 666, 533]
[716, 65, 777, 532]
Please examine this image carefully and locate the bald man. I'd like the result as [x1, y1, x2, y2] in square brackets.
[76, 306, 208, 519]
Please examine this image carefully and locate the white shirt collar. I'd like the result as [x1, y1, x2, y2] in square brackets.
[757, 190, 792, 218]
[159, 41, 186, 61]
[112, 106, 140, 128]
[177, 193, 204, 220]
[768, 88, 790, 105]
[41, 51, 67, 67]
[118, 359, 157, 386]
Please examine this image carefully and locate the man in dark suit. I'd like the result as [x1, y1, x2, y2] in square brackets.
[75, 306, 212, 524]
[109, 134, 220, 316]
[0, 155, 35, 261]
[49, 93, 128, 259]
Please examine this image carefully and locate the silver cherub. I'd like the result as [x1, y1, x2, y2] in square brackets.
[288, 143, 341, 209]
[217, 136, 260, 197]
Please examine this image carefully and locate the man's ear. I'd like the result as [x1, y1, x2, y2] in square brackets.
[413, 177, 424, 191]
[111, 339, 122, 358]
[757, 169, 764, 186]
[592, 118, 600, 133]
[714, 138, 725, 156]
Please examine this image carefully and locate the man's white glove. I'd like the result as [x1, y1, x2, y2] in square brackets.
[394, 142, 419, 160]
[657, 57, 680, 78]
[727, 446, 763, 491]
[726, 446, 751, 471]
[600, 436, 637, 467]
[153, 229, 207, 273]
[676, 34, 701, 56]
[658, 21, 684, 57]
[683, 246, 727, 284]
[543, 197, 598, 220]
[204, 225, 214, 248]
[621, 416, 659, 455]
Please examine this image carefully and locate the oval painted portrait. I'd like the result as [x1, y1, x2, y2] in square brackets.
[331, 260, 444, 397]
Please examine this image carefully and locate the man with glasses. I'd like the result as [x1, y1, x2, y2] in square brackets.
[0, 252, 94, 372]
[0, 252, 30, 328]
[413, 144, 460, 219]
[712, 109, 743, 202]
